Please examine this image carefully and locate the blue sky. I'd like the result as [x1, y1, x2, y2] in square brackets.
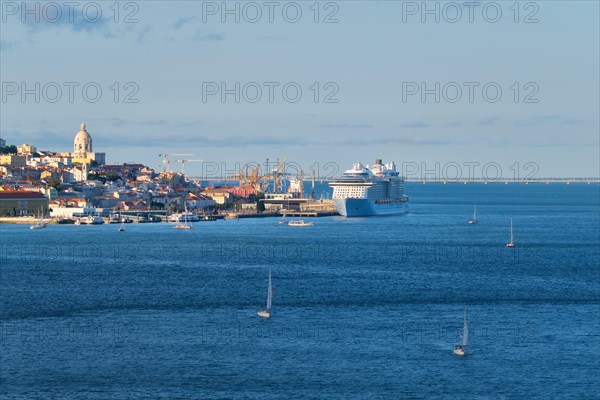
[1, 1, 598, 178]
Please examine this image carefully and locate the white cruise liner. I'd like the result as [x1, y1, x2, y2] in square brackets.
[329, 159, 408, 217]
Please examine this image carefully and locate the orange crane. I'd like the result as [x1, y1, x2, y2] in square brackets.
[158, 153, 192, 173]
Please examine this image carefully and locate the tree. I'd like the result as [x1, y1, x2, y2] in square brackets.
[255, 192, 266, 213]
[0, 145, 17, 154]
[47, 178, 62, 191]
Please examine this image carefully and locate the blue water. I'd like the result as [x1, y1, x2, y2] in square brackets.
[1, 183, 599, 399]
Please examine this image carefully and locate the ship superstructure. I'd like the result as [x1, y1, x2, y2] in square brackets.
[329, 159, 408, 217]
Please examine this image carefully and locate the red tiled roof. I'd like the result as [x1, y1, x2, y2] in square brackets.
[0, 191, 46, 199]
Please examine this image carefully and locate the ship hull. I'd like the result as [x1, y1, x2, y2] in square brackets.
[334, 198, 408, 217]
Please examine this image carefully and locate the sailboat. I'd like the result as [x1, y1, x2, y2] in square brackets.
[468, 206, 478, 224]
[30, 211, 46, 230]
[279, 210, 287, 225]
[453, 309, 468, 356]
[257, 266, 273, 318]
[175, 203, 193, 229]
[506, 218, 516, 247]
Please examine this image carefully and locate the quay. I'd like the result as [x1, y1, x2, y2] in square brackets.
[280, 211, 338, 217]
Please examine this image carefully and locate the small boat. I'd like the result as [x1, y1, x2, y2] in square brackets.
[80, 215, 104, 225]
[506, 218, 516, 248]
[453, 308, 468, 356]
[257, 266, 273, 319]
[288, 219, 314, 227]
[225, 212, 239, 220]
[175, 204, 193, 229]
[118, 221, 125, 232]
[279, 211, 287, 225]
[30, 212, 46, 230]
[468, 205, 478, 224]
[74, 219, 81, 225]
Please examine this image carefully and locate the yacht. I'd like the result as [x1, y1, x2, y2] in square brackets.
[506, 218, 516, 248]
[80, 215, 104, 225]
[469, 206, 479, 224]
[453, 309, 469, 356]
[257, 266, 273, 319]
[30, 212, 46, 229]
[329, 159, 408, 217]
[168, 212, 200, 222]
[174, 204, 193, 229]
[288, 219, 314, 227]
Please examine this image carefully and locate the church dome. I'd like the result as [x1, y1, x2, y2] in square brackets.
[74, 122, 92, 154]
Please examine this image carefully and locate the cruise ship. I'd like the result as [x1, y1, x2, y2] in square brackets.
[329, 159, 408, 217]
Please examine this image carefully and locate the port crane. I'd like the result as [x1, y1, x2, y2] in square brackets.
[177, 159, 202, 175]
[229, 163, 268, 191]
[158, 153, 192, 173]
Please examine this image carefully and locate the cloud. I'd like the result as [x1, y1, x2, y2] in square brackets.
[514, 115, 585, 127]
[258, 36, 290, 42]
[478, 116, 502, 126]
[172, 16, 197, 30]
[399, 122, 429, 128]
[0, 40, 14, 51]
[100, 133, 308, 148]
[339, 136, 453, 146]
[137, 25, 153, 43]
[321, 123, 373, 129]
[194, 32, 224, 41]
[21, 3, 109, 34]
[99, 118, 168, 127]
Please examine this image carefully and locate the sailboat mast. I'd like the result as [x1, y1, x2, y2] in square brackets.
[510, 218, 514, 242]
[266, 267, 272, 310]
[462, 309, 468, 346]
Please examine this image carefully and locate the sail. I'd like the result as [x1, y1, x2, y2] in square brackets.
[266, 268, 272, 310]
[473, 206, 477, 220]
[462, 310, 468, 346]
[510, 218, 514, 242]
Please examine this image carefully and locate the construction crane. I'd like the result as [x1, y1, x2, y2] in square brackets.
[177, 159, 202, 175]
[158, 153, 192, 173]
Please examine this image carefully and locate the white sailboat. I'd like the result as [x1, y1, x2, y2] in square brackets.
[257, 266, 273, 318]
[506, 218, 516, 247]
[175, 203, 193, 229]
[468, 206, 478, 224]
[30, 211, 46, 230]
[279, 211, 287, 225]
[453, 309, 468, 356]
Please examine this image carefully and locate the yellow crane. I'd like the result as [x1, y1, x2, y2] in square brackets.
[228, 163, 267, 191]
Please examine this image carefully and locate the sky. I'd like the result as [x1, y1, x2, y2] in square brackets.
[1, 0, 599, 179]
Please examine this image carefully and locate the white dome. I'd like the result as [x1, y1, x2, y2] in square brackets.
[74, 122, 92, 154]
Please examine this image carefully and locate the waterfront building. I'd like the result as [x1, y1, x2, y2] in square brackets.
[186, 193, 216, 209]
[202, 188, 232, 205]
[0, 191, 48, 216]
